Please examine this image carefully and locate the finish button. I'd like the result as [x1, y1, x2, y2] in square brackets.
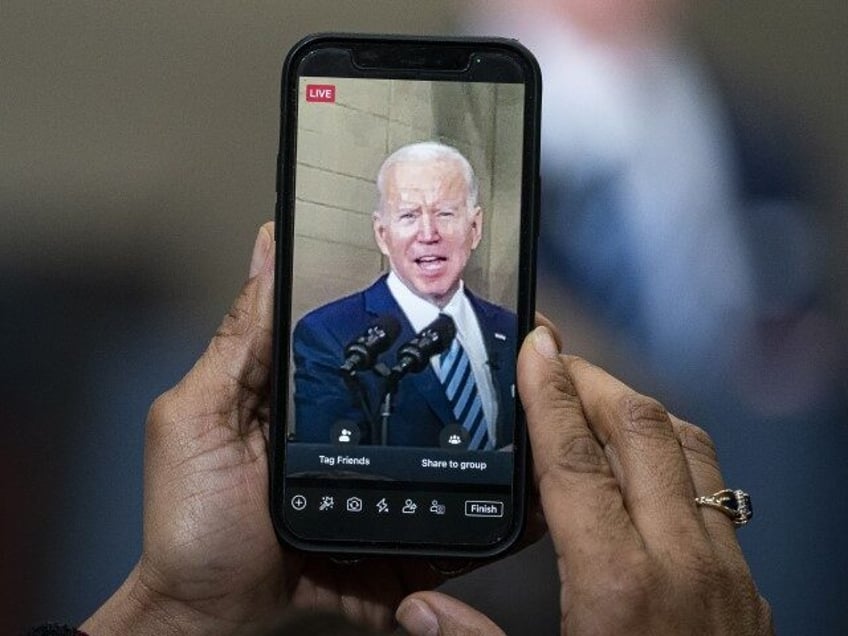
[464, 500, 503, 518]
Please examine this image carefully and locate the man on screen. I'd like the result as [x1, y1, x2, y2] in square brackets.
[292, 141, 516, 449]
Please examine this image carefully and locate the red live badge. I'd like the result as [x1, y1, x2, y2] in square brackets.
[305, 84, 336, 102]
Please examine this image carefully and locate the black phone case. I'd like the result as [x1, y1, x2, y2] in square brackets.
[270, 33, 541, 558]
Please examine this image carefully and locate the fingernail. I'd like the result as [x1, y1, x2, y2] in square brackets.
[249, 225, 272, 278]
[396, 598, 439, 636]
[532, 325, 559, 359]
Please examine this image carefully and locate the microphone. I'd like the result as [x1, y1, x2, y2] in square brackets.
[392, 314, 456, 377]
[339, 315, 401, 377]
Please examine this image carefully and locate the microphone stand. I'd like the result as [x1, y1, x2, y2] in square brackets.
[372, 362, 395, 446]
[339, 359, 406, 445]
[370, 313, 456, 444]
[340, 373, 378, 439]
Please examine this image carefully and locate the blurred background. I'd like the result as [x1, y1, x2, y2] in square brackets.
[1, 1, 845, 633]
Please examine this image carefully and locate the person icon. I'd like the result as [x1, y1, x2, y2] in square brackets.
[330, 421, 361, 446]
[402, 499, 418, 514]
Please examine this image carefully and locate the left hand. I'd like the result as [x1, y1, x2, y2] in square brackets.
[81, 222, 445, 635]
[397, 327, 772, 635]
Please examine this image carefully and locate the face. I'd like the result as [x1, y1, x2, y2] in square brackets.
[373, 158, 482, 307]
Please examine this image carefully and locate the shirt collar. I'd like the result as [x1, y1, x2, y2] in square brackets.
[386, 271, 465, 334]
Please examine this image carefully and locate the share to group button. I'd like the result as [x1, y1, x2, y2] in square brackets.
[464, 500, 503, 518]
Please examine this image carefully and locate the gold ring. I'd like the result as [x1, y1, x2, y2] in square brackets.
[695, 488, 752, 527]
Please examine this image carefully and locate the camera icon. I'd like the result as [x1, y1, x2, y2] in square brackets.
[346, 496, 363, 512]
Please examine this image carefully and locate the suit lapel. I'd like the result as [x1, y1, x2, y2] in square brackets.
[467, 289, 512, 371]
[467, 290, 515, 440]
[363, 275, 403, 318]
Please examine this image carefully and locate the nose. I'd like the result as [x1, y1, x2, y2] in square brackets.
[417, 212, 439, 242]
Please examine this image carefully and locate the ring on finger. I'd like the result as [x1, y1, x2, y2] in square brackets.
[695, 488, 753, 527]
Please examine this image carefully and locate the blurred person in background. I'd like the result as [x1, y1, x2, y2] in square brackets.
[467, 1, 848, 632]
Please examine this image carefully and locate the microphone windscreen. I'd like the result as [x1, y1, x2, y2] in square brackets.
[392, 314, 456, 376]
[426, 314, 456, 354]
[374, 314, 401, 346]
[340, 314, 402, 376]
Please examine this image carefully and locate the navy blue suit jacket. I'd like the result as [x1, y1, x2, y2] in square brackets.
[292, 275, 516, 448]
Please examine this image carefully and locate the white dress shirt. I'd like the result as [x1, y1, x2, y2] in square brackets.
[386, 272, 499, 444]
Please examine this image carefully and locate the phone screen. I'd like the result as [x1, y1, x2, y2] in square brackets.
[272, 36, 540, 556]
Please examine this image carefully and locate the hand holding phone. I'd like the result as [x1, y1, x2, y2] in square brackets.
[270, 34, 541, 557]
[81, 224, 491, 635]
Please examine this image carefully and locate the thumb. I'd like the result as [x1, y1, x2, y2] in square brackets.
[168, 222, 276, 425]
[396, 592, 505, 636]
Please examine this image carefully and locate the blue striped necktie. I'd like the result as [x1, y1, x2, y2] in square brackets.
[438, 339, 491, 450]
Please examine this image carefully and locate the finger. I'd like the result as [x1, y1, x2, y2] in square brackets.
[517, 327, 641, 565]
[534, 311, 563, 350]
[397, 591, 506, 636]
[670, 415, 744, 551]
[521, 312, 560, 549]
[563, 357, 707, 548]
[169, 222, 276, 428]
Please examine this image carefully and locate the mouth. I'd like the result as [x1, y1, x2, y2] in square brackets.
[414, 255, 447, 273]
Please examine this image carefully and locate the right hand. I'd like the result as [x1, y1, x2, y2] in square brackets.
[397, 326, 773, 635]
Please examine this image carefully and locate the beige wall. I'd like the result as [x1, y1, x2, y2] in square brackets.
[291, 77, 524, 323]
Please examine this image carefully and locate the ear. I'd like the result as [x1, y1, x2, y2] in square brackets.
[372, 211, 391, 257]
[469, 206, 483, 250]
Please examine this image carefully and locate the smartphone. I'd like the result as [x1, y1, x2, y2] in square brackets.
[270, 34, 540, 557]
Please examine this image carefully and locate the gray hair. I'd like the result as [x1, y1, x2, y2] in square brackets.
[375, 141, 479, 214]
